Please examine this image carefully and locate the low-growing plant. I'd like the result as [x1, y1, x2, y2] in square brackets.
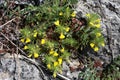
[20, 0, 105, 77]
[78, 56, 120, 80]
[79, 67, 100, 80]
[78, 58, 101, 80]
[101, 56, 120, 80]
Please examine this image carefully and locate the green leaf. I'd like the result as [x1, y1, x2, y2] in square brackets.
[65, 7, 71, 18]
[62, 38, 78, 47]
[61, 50, 70, 60]
[69, 0, 78, 4]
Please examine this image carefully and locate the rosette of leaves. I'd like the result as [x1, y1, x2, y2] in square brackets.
[20, 0, 105, 77]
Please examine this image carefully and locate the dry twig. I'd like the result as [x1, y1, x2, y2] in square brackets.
[0, 32, 26, 56]
[0, 18, 16, 29]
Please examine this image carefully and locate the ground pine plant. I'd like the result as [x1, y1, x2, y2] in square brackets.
[20, 0, 105, 78]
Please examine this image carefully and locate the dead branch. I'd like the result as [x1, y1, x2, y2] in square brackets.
[0, 32, 26, 56]
[0, 18, 16, 29]
[0, 41, 10, 50]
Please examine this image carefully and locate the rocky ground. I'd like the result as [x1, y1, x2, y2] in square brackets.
[0, 0, 120, 80]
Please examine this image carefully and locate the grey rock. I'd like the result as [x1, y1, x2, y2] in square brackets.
[0, 0, 44, 6]
[0, 53, 42, 80]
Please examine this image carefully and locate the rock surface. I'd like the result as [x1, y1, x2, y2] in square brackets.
[0, 53, 42, 80]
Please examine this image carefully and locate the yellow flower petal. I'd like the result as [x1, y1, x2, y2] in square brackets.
[90, 22, 100, 28]
[95, 24, 100, 28]
[71, 11, 76, 17]
[53, 72, 57, 78]
[49, 49, 54, 55]
[53, 52, 58, 57]
[59, 33, 65, 39]
[101, 42, 105, 47]
[54, 61, 58, 67]
[20, 38, 25, 43]
[47, 64, 51, 69]
[95, 19, 101, 23]
[28, 54, 32, 58]
[41, 39, 45, 44]
[54, 20, 60, 26]
[24, 46, 28, 50]
[86, 14, 90, 18]
[65, 27, 70, 32]
[90, 22, 94, 26]
[96, 33, 101, 37]
[90, 43, 95, 48]
[34, 53, 39, 58]
[33, 32, 37, 37]
[58, 58, 62, 65]
[59, 12, 63, 16]
[94, 47, 99, 52]
[25, 38, 31, 43]
[60, 48, 64, 53]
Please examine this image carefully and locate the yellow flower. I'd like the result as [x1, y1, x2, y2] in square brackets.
[59, 33, 65, 39]
[54, 20, 60, 26]
[86, 14, 90, 18]
[33, 32, 37, 37]
[96, 33, 101, 37]
[41, 39, 45, 44]
[101, 42, 105, 47]
[28, 54, 32, 58]
[53, 72, 57, 78]
[49, 49, 54, 55]
[65, 27, 70, 32]
[25, 38, 31, 43]
[34, 53, 39, 58]
[94, 47, 99, 52]
[71, 11, 76, 17]
[60, 48, 64, 53]
[47, 64, 51, 69]
[59, 12, 63, 16]
[24, 46, 28, 50]
[90, 22, 100, 28]
[58, 58, 62, 65]
[90, 22, 94, 26]
[90, 43, 95, 48]
[20, 38, 25, 43]
[53, 52, 58, 57]
[95, 19, 101, 23]
[95, 24, 100, 28]
[54, 61, 58, 67]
